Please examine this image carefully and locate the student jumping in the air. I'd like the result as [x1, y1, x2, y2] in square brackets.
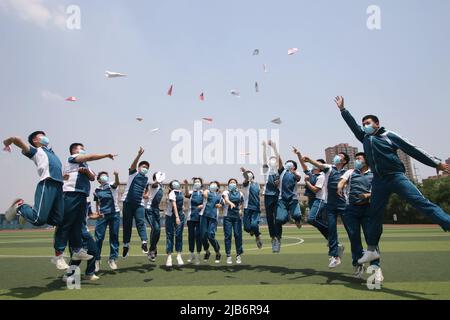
[184, 177, 205, 265]
[63, 202, 101, 282]
[93, 171, 121, 271]
[262, 140, 282, 253]
[200, 181, 223, 264]
[240, 167, 263, 249]
[3, 132, 65, 268]
[335, 95, 450, 264]
[165, 180, 185, 267]
[303, 151, 348, 269]
[121, 147, 150, 258]
[144, 172, 165, 263]
[222, 178, 244, 264]
[296, 148, 328, 241]
[337, 152, 383, 283]
[53, 142, 116, 270]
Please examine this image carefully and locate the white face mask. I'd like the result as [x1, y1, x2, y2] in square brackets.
[268, 157, 277, 169]
[193, 182, 202, 190]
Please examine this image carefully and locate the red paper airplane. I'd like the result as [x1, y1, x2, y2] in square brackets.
[202, 118, 213, 123]
[199, 92, 205, 101]
[167, 84, 173, 96]
[66, 96, 77, 102]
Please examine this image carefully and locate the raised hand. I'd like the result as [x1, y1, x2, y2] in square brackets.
[437, 163, 450, 175]
[334, 96, 345, 110]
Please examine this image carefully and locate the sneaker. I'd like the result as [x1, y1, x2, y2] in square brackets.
[83, 274, 100, 281]
[226, 256, 232, 265]
[204, 250, 211, 262]
[236, 255, 242, 264]
[176, 253, 184, 266]
[5, 199, 24, 222]
[108, 260, 118, 270]
[373, 265, 384, 283]
[357, 250, 381, 265]
[353, 265, 365, 279]
[141, 242, 149, 254]
[187, 252, 195, 263]
[148, 251, 156, 262]
[166, 255, 173, 268]
[271, 238, 276, 253]
[215, 253, 221, 264]
[51, 255, 69, 270]
[295, 220, 302, 229]
[328, 256, 341, 269]
[194, 253, 201, 265]
[338, 244, 345, 259]
[122, 245, 130, 258]
[275, 238, 281, 253]
[72, 249, 93, 261]
[256, 236, 263, 249]
[95, 260, 100, 273]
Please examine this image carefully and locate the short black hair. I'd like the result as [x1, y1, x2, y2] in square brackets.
[339, 152, 350, 165]
[138, 161, 150, 168]
[362, 115, 379, 124]
[69, 143, 84, 155]
[316, 159, 326, 164]
[28, 131, 46, 147]
[355, 152, 367, 161]
[97, 171, 108, 180]
[228, 178, 238, 185]
[286, 160, 298, 170]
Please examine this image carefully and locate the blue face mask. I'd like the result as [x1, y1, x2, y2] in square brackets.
[193, 182, 202, 190]
[209, 184, 218, 192]
[363, 124, 376, 135]
[99, 175, 109, 183]
[40, 136, 50, 146]
[284, 162, 294, 171]
[354, 159, 364, 170]
[332, 155, 342, 166]
[79, 149, 87, 155]
[228, 183, 237, 192]
[139, 167, 149, 175]
[172, 181, 181, 190]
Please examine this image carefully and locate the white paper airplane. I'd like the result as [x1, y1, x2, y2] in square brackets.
[105, 71, 127, 78]
[288, 48, 299, 55]
[151, 128, 160, 133]
[231, 90, 241, 97]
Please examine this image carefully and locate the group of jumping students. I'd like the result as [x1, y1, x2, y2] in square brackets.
[3, 96, 450, 284]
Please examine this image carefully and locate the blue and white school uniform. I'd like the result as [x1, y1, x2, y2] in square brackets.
[263, 164, 282, 240]
[145, 183, 164, 253]
[305, 172, 328, 240]
[222, 190, 244, 256]
[54, 153, 93, 254]
[18, 146, 64, 227]
[93, 183, 121, 261]
[121, 169, 149, 245]
[165, 189, 185, 254]
[275, 169, 302, 225]
[187, 190, 204, 254]
[200, 191, 222, 253]
[242, 181, 261, 237]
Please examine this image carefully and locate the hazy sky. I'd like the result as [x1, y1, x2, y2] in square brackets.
[1, 0, 449, 207]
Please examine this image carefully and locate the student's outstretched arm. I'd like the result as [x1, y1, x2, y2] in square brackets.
[387, 131, 450, 173]
[268, 140, 283, 171]
[334, 96, 365, 143]
[262, 141, 268, 165]
[337, 178, 348, 197]
[75, 153, 117, 163]
[129, 147, 144, 171]
[79, 167, 96, 181]
[292, 146, 308, 172]
[303, 156, 327, 171]
[240, 167, 250, 187]
[183, 179, 190, 198]
[3, 136, 30, 155]
[112, 171, 120, 188]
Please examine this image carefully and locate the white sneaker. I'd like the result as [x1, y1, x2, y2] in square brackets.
[5, 199, 23, 222]
[194, 253, 201, 265]
[176, 253, 184, 266]
[72, 249, 93, 261]
[226, 256, 232, 265]
[187, 252, 195, 263]
[83, 274, 100, 281]
[95, 260, 100, 273]
[328, 256, 341, 269]
[166, 255, 173, 268]
[108, 260, 118, 270]
[51, 255, 69, 270]
[373, 265, 384, 283]
[353, 265, 365, 279]
[236, 255, 242, 264]
[338, 244, 345, 259]
[357, 250, 381, 264]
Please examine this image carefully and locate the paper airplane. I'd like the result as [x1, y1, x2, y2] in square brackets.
[240, 152, 251, 156]
[167, 84, 173, 96]
[199, 92, 205, 101]
[65, 96, 77, 102]
[253, 49, 260, 56]
[151, 128, 160, 133]
[202, 118, 213, 123]
[271, 117, 282, 125]
[136, 117, 144, 122]
[288, 48, 299, 55]
[255, 82, 259, 93]
[263, 64, 268, 73]
[105, 71, 127, 78]
[231, 90, 241, 98]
